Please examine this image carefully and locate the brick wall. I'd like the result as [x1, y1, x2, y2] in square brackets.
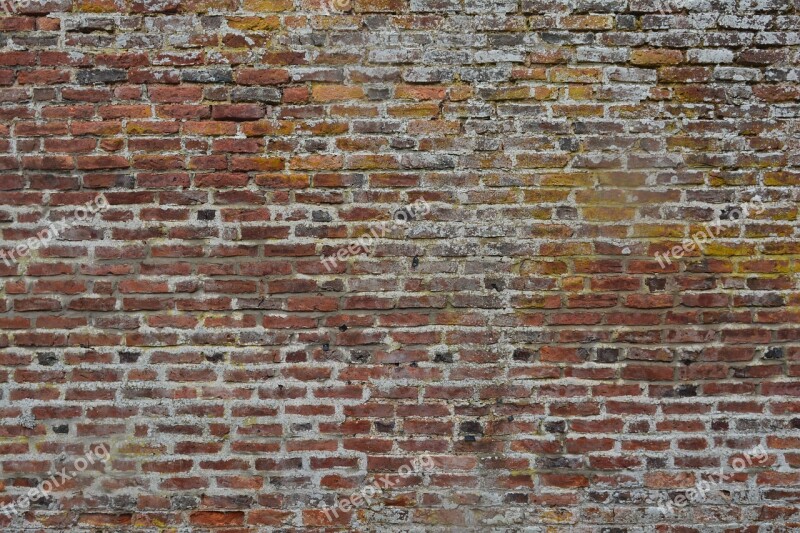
[1, 0, 800, 530]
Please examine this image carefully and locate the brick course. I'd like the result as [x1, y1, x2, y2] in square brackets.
[1, 0, 800, 530]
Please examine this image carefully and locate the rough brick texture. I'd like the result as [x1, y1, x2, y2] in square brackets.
[2, 0, 800, 530]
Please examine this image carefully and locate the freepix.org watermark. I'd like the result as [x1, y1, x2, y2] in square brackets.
[320, 197, 430, 272]
[0, 194, 108, 268]
[655, 444, 769, 516]
[1, 443, 111, 517]
[321, 454, 438, 522]
[654, 196, 765, 269]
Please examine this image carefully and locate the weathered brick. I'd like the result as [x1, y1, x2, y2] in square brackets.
[1, 1, 798, 531]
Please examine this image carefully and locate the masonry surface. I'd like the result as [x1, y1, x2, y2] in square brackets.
[0, 0, 799, 530]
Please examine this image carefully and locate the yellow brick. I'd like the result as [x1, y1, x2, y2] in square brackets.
[243, 0, 293, 10]
[561, 15, 614, 30]
[448, 85, 473, 101]
[516, 153, 570, 168]
[765, 171, 800, 186]
[631, 49, 683, 66]
[568, 86, 593, 99]
[539, 243, 593, 256]
[540, 172, 594, 187]
[582, 206, 636, 221]
[345, 154, 400, 170]
[703, 242, 757, 256]
[354, 0, 406, 12]
[311, 84, 365, 102]
[552, 104, 604, 117]
[631, 224, 685, 238]
[226, 16, 280, 30]
[482, 86, 530, 100]
[520, 260, 568, 275]
[76, 0, 121, 12]
[560, 276, 585, 291]
[387, 103, 440, 118]
[532, 86, 558, 100]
